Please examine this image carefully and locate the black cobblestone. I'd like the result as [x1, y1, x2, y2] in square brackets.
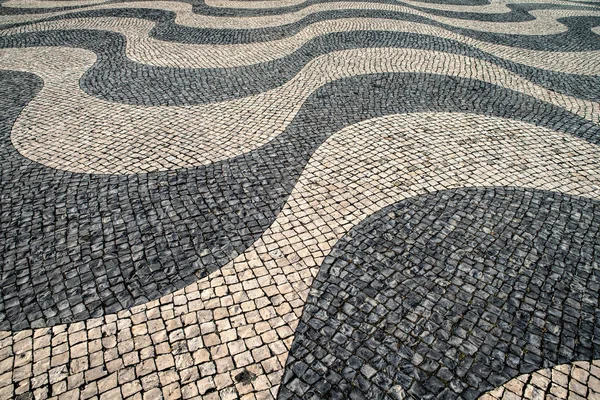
[2, 69, 600, 330]
[1, 11, 600, 104]
[280, 187, 600, 399]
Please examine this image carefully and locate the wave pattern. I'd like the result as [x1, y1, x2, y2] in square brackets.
[0, 0, 599, 399]
[281, 187, 600, 399]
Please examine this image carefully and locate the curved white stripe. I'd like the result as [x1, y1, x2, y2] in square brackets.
[203, 0, 587, 12]
[3, 0, 590, 13]
[2, 46, 598, 174]
[247, 111, 600, 391]
[3, 0, 110, 8]
[480, 361, 600, 399]
[398, 0, 595, 12]
[2, 16, 599, 75]
[254, 111, 600, 301]
[1, 1, 599, 34]
[2, 112, 598, 400]
[204, 0, 307, 9]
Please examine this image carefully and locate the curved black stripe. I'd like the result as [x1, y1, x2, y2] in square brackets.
[191, 0, 397, 17]
[396, 2, 598, 22]
[8, 0, 593, 20]
[396, 0, 489, 5]
[1, 70, 598, 330]
[0, 0, 396, 17]
[1, 28, 599, 107]
[563, 0, 600, 7]
[188, 0, 598, 19]
[0, 0, 110, 15]
[279, 187, 600, 400]
[2, 5, 599, 52]
[0, 0, 497, 20]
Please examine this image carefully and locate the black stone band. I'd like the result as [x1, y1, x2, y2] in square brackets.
[1, 69, 598, 330]
[1, 28, 599, 107]
[280, 187, 600, 400]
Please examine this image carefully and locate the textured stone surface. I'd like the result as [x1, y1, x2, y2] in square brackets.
[0, 0, 599, 399]
[2, 12, 600, 106]
[1, 68, 599, 329]
[481, 361, 600, 399]
[280, 187, 600, 399]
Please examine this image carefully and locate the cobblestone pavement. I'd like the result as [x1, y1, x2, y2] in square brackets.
[0, 0, 600, 399]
